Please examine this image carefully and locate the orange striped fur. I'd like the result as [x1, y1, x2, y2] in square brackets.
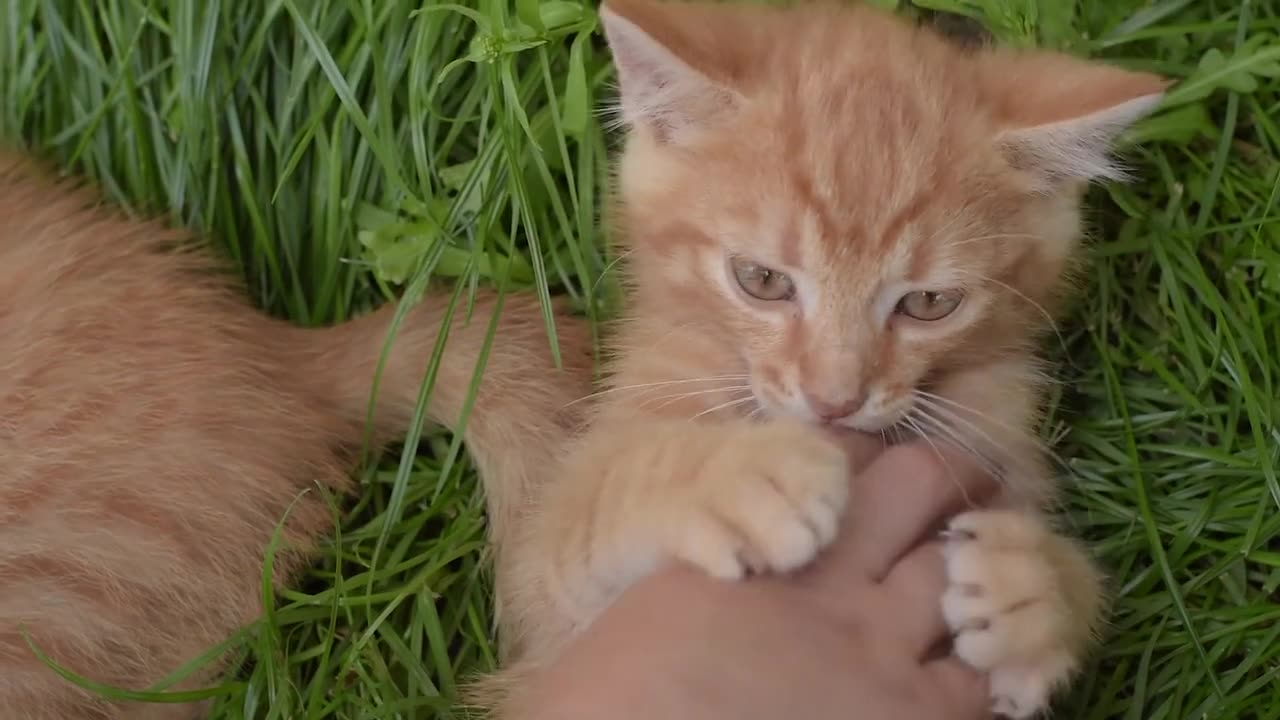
[0, 150, 591, 719]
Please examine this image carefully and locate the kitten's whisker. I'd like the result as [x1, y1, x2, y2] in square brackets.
[916, 389, 1034, 445]
[912, 391, 1073, 478]
[691, 395, 757, 420]
[965, 270, 1071, 359]
[910, 393, 1006, 456]
[642, 385, 753, 410]
[902, 414, 950, 470]
[565, 375, 751, 407]
[983, 275, 1059, 333]
[900, 415, 981, 503]
[944, 232, 1041, 249]
[615, 319, 712, 355]
[911, 410, 1001, 473]
[644, 385, 752, 400]
[911, 401, 1023, 481]
[906, 410, 1006, 488]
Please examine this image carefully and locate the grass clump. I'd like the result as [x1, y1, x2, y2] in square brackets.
[2, 0, 1278, 718]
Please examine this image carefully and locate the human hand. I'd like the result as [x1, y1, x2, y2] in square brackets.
[511, 440, 999, 720]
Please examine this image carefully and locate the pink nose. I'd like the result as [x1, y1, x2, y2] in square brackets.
[804, 392, 866, 422]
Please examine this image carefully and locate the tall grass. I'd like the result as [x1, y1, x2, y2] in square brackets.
[2, 0, 1277, 717]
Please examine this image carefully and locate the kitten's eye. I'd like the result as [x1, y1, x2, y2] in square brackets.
[895, 290, 964, 321]
[731, 257, 796, 302]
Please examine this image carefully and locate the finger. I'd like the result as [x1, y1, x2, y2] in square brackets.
[922, 658, 991, 719]
[879, 541, 950, 657]
[826, 428, 884, 474]
[839, 442, 1000, 581]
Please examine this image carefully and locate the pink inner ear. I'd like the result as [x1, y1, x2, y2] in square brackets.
[975, 51, 1169, 182]
[978, 51, 1171, 128]
[600, 0, 757, 140]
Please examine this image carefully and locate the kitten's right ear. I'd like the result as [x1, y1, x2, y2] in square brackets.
[980, 51, 1170, 187]
[600, 0, 740, 141]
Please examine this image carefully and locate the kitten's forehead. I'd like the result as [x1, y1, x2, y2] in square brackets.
[715, 72, 987, 251]
[695, 118, 981, 297]
[717, 108, 973, 271]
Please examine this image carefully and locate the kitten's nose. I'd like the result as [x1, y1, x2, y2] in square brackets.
[804, 392, 866, 422]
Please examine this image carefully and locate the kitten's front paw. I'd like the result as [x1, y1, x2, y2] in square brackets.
[942, 510, 1093, 719]
[667, 420, 849, 581]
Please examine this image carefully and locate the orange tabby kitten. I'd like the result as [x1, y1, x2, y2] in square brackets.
[490, 1, 1168, 717]
[0, 150, 591, 719]
[3, 0, 1166, 715]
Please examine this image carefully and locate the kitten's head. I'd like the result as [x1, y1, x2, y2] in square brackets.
[603, 0, 1167, 430]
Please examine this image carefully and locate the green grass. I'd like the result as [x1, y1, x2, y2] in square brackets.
[1, 0, 1277, 718]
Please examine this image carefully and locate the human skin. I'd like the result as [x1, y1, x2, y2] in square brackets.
[510, 441, 1000, 720]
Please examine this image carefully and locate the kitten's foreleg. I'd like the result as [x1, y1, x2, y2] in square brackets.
[513, 415, 851, 646]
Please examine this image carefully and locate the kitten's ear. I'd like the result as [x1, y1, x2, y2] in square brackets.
[600, 0, 741, 141]
[983, 53, 1171, 185]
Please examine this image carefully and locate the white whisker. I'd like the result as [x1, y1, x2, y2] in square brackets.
[911, 394, 1005, 455]
[908, 409, 1006, 484]
[912, 390, 1019, 431]
[691, 395, 757, 420]
[642, 385, 753, 410]
[964, 270, 1070, 358]
[984, 275, 1059, 332]
[900, 414, 979, 503]
[912, 390, 1072, 477]
[565, 375, 751, 408]
[944, 232, 1041, 249]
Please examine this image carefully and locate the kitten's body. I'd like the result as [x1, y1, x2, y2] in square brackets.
[0, 152, 592, 719]
[485, 2, 1166, 717]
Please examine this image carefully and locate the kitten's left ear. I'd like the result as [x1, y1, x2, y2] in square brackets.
[982, 52, 1171, 185]
[600, 0, 750, 142]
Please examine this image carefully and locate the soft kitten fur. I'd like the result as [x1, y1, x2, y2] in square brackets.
[0, 151, 592, 719]
[485, 1, 1168, 717]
